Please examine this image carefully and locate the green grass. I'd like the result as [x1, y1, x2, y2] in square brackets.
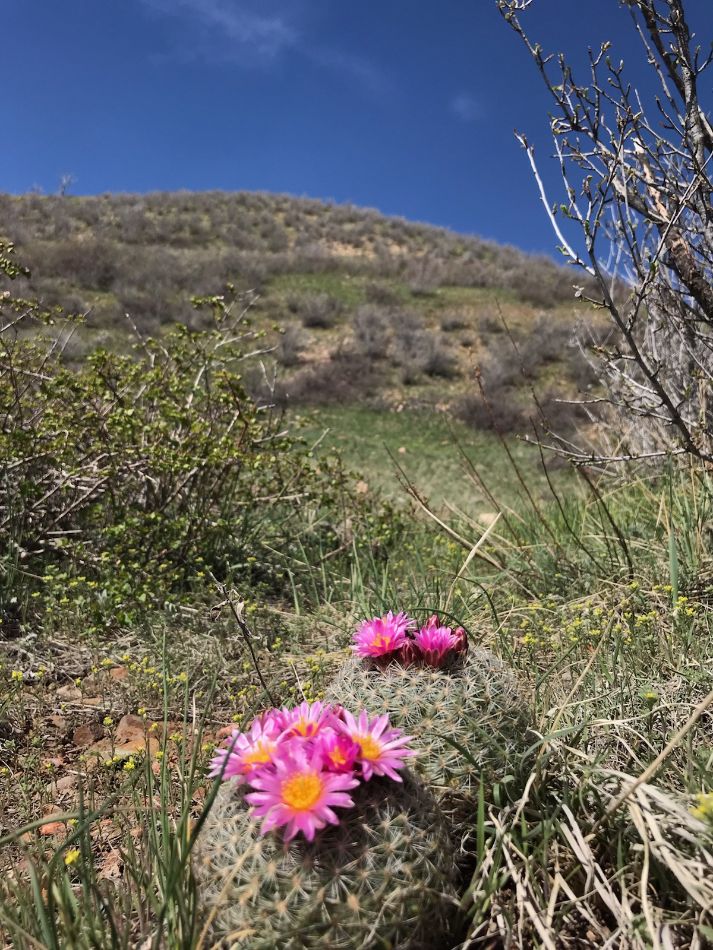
[294, 405, 573, 514]
[265, 272, 369, 307]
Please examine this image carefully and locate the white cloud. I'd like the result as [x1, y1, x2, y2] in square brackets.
[308, 48, 390, 97]
[450, 93, 483, 123]
[141, 0, 298, 61]
[140, 0, 389, 94]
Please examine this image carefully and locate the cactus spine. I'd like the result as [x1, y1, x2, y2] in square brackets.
[325, 648, 531, 837]
[197, 771, 460, 949]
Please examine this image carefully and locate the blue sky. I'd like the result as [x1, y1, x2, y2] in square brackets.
[4, 0, 712, 253]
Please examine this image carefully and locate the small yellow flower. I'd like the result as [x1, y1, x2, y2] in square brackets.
[100, 658, 113, 668]
[11, 670, 23, 682]
[123, 758, 136, 772]
[692, 792, 713, 824]
[64, 849, 81, 866]
[103, 716, 114, 727]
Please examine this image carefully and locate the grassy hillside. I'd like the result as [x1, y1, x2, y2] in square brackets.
[1, 190, 601, 433]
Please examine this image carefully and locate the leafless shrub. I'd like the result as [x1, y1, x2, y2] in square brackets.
[7, 188, 594, 341]
[364, 282, 400, 307]
[351, 305, 391, 358]
[477, 350, 522, 390]
[406, 256, 445, 296]
[440, 314, 469, 332]
[527, 314, 571, 364]
[299, 293, 342, 328]
[477, 311, 505, 336]
[456, 391, 525, 433]
[500, 0, 713, 464]
[271, 352, 380, 407]
[275, 325, 307, 367]
[536, 389, 595, 439]
[392, 315, 457, 382]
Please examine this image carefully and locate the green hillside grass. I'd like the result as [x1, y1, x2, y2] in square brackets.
[296, 405, 572, 513]
[1, 190, 602, 434]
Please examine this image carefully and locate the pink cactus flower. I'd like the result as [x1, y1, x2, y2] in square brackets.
[245, 744, 359, 842]
[318, 731, 360, 774]
[339, 709, 415, 782]
[279, 700, 334, 740]
[208, 715, 281, 782]
[414, 623, 460, 668]
[352, 611, 415, 659]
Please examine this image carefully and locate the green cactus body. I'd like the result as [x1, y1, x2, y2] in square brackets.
[197, 771, 460, 949]
[325, 649, 531, 835]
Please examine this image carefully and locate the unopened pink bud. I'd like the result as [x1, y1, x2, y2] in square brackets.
[399, 639, 421, 667]
[452, 626, 468, 657]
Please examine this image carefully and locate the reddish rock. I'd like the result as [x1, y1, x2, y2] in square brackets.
[72, 722, 104, 747]
[215, 724, 236, 740]
[39, 820, 66, 837]
[115, 714, 147, 742]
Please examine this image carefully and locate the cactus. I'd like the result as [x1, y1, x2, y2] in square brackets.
[325, 648, 531, 836]
[196, 770, 460, 949]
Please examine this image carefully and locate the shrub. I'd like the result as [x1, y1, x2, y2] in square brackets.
[351, 305, 391, 358]
[406, 256, 444, 295]
[364, 282, 400, 307]
[392, 319, 457, 382]
[299, 293, 342, 329]
[440, 314, 469, 332]
[0, 279, 359, 630]
[456, 392, 525, 433]
[275, 324, 307, 367]
[271, 352, 381, 407]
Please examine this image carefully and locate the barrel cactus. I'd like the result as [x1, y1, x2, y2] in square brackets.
[196, 770, 460, 949]
[326, 645, 531, 835]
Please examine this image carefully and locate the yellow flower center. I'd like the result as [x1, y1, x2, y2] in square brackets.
[281, 772, 324, 811]
[356, 735, 381, 761]
[330, 747, 347, 766]
[243, 741, 274, 766]
[372, 633, 389, 649]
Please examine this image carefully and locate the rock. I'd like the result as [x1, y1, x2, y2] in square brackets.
[72, 722, 104, 747]
[115, 715, 146, 742]
[56, 685, 82, 701]
[39, 820, 66, 837]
